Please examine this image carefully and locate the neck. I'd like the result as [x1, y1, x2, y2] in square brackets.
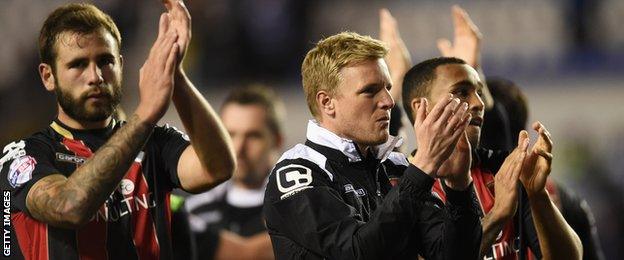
[57, 107, 111, 130]
[356, 143, 370, 158]
[319, 119, 371, 158]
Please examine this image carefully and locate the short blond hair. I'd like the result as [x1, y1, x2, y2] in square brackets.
[301, 32, 388, 117]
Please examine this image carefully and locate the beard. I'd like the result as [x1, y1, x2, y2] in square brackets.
[55, 80, 122, 122]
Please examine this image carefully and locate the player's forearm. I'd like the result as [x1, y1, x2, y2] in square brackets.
[529, 190, 583, 260]
[27, 114, 153, 228]
[479, 209, 508, 257]
[172, 70, 235, 184]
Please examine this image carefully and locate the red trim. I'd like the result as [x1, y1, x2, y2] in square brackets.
[126, 162, 160, 259]
[12, 212, 49, 260]
[62, 138, 109, 260]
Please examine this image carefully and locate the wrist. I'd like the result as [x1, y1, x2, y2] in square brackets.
[491, 201, 515, 221]
[134, 104, 159, 126]
[527, 188, 548, 200]
[443, 174, 472, 191]
[409, 154, 439, 177]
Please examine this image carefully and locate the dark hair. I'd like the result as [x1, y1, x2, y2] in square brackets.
[39, 3, 121, 69]
[401, 57, 466, 124]
[221, 85, 285, 136]
[486, 77, 529, 138]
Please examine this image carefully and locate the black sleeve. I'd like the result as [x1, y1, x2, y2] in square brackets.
[440, 181, 483, 259]
[519, 185, 542, 258]
[558, 185, 605, 260]
[473, 147, 510, 174]
[0, 139, 59, 216]
[264, 159, 481, 260]
[151, 124, 191, 190]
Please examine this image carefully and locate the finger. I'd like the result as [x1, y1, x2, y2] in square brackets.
[423, 94, 453, 125]
[165, 43, 179, 74]
[435, 98, 461, 128]
[453, 5, 481, 38]
[534, 149, 553, 163]
[510, 150, 526, 181]
[450, 113, 471, 142]
[518, 130, 529, 152]
[163, 0, 174, 11]
[157, 13, 169, 41]
[445, 102, 468, 133]
[158, 31, 178, 67]
[452, 5, 467, 33]
[436, 38, 453, 57]
[415, 98, 427, 127]
[174, 1, 191, 25]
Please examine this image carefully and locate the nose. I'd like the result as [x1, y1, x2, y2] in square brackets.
[379, 88, 395, 110]
[87, 63, 104, 86]
[232, 135, 246, 158]
[469, 91, 484, 114]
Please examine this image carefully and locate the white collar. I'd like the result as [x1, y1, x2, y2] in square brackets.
[305, 120, 402, 163]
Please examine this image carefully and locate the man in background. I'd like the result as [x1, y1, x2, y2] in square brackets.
[186, 85, 283, 260]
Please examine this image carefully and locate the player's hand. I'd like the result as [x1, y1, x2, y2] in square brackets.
[410, 94, 471, 177]
[438, 131, 472, 190]
[136, 13, 179, 124]
[163, 0, 191, 68]
[492, 131, 529, 219]
[520, 122, 554, 197]
[379, 8, 412, 101]
[437, 5, 482, 69]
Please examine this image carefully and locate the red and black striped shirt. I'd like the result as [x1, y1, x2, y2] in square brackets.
[1, 119, 190, 260]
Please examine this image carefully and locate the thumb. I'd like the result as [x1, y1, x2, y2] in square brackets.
[437, 38, 453, 56]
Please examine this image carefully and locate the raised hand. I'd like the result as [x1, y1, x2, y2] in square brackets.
[492, 131, 529, 218]
[438, 131, 472, 190]
[379, 8, 412, 101]
[410, 94, 471, 177]
[436, 5, 482, 69]
[163, 0, 191, 67]
[136, 13, 179, 124]
[520, 122, 554, 196]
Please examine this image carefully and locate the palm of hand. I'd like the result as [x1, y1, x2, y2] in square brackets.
[520, 139, 551, 195]
[438, 132, 471, 179]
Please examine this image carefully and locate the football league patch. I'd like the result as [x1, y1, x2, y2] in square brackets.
[8, 155, 36, 188]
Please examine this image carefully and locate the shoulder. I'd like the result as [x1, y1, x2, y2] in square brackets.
[152, 124, 190, 140]
[185, 181, 228, 213]
[266, 144, 334, 201]
[0, 135, 53, 189]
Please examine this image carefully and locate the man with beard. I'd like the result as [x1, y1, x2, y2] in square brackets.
[185, 85, 281, 260]
[263, 32, 483, 259]
[0, 1, 235, 259]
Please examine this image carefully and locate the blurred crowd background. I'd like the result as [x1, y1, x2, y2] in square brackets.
[1, 0, 623, 258]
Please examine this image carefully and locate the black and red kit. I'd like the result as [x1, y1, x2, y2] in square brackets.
[0, 119, 190, 260]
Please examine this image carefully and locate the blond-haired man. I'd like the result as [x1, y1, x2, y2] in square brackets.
[263, 32, 482, 260]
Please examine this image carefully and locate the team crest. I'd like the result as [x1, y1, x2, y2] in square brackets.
[8, 155, 36, 188]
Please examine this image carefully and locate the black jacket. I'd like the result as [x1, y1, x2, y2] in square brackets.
[263, 121, 482, 260]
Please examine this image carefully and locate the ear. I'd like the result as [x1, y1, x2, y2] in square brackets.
[410, 97, 422, 121]
[316, 90, 335, 118]
[39, 63, 56, 92]
[119, 54, 124, 70]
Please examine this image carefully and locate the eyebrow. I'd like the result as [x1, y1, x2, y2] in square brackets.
[64, 53, 116, 67]
[450, 80, 483, 90]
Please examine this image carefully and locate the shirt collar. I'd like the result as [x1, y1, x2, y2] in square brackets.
[305, 120, 402, 163]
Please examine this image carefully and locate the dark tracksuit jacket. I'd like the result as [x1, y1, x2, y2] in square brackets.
[263, 121, 482, 260]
